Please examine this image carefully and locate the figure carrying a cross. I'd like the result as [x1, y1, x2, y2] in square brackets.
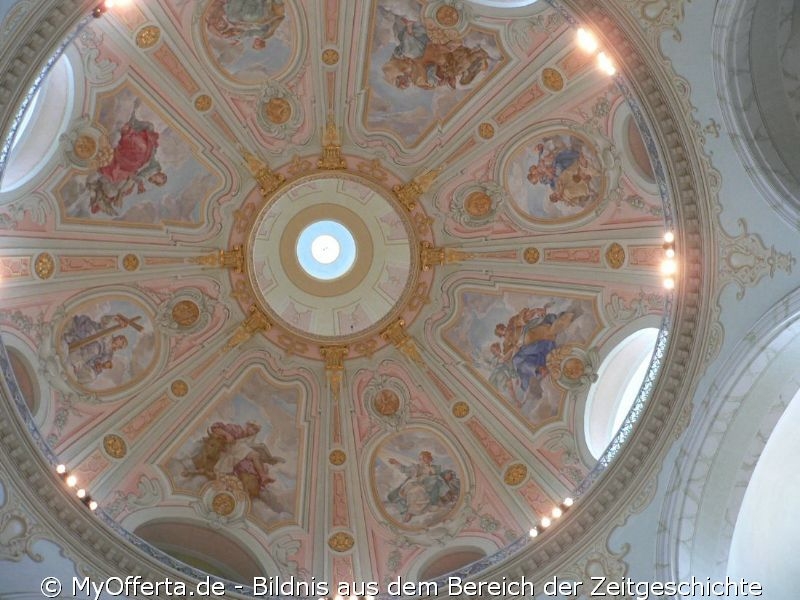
[62, 313, 142, 384]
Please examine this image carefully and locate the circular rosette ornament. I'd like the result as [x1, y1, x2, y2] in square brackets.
[257, 81, 301, 139]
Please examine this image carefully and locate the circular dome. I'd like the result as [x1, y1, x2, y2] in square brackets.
[248, 173, 417, 340]
[0, 0, 687, 591]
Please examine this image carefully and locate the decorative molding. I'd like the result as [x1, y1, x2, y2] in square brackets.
[392, 167, 442, 212]
[0, 488, 45, 562]
[718, 219, 795, 300]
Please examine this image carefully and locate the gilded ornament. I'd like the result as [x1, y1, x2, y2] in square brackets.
[73, 135, 97, 160]
[541, 67, 564, 91]
[393, 167, 442, 211]
[452, 401, 470, 418]
[135, 25, 161, 49]
[328, 531, 355, 552]
[329, 449, 347, 466]
[171, 300, 201, 328]
[264, 97, 292, 124]
[318, 115, 347, 170]
[103, 434, 127, 459]
[380, 319, 423, 365]
[504, 463, 528, 486]
[322, 48, 340, 65]
[194, 95, 213, 112]
[34, 253, 55, 280]
[321, 345, 348, 401]
[464, 191, 492, 218]
[223, 306, 272, 352]
[242, 150, 285, 196]
[211, 493, 236, 516]
[373, 389, 400, 416]
[561, 357, 586, 380]
[523, 247, 540, 264]
[122, 254, 140, 271]
[193, 246, 245, 273]
[478, 122, 495, 139]
[171, 379, 189, 397]
[435, 5, 460, 27]
[605, 243, 626, 269]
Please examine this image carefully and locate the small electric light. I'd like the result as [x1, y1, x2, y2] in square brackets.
[56, 464, 66, 474]
[665, 247, 676, 258]
[576, 28, 599, 54]
[661, 258, 677, 275]
[540, 517, 552, 528]
[89, 500, 98, 511]
[597, 52, 617, 76]
[66, 475, 77, 488]
[529, 527, 539, 538]
[77, 488, 86, 498]
[664, 231, 675, 244]
[552, 507, 563, 519]
[104, 0, 115, 8]
[663, 277, 675, 290]
[564, 497, 574, 507]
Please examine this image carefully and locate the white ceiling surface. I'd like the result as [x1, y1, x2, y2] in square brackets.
[0, 0, 799, 594]
[608, 0, 800, 594]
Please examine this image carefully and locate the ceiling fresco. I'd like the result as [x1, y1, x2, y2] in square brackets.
[0, 0, 669, 588]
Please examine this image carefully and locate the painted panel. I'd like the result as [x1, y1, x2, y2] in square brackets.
[201, 0, 295, 84]
[58, 87, 220, 226]
[165, 369, 300, 528]
[371, 428, 462, 530]
[364, 0, 503, 145]
[58, 296, 158, 395]
[443, 289, 598, 425]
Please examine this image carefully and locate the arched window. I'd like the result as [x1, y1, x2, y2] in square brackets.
[1, 53, 74, 193]
[135, 521, 263, 585]
[727, 387, 800, 597]
[584, 328, 660, 459]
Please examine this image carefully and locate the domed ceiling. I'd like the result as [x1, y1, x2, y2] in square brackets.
[0, 0, 669, 587]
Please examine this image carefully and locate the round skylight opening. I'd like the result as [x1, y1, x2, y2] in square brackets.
[296, 220, 356, 280]
[311, 234, 340, 264]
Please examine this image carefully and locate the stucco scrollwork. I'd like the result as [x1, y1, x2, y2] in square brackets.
[718, 219, 795, 300]
[0, 487, 45, 562]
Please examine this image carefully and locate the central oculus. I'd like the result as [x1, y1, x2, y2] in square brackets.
[247, 174, 419, 341]
[297, 220, 356, 279]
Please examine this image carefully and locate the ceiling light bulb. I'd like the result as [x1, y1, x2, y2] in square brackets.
[576, 28, 598, 53]
[529, 527, 538, 538]
[663, 277, 675, 290]
[665, 247, 675, 258]
[540, 517, 551, 528]
[56, 464, 66, 474]
[664, 231, 675, 243]
[89, 500, 98, 511]
[552, 507, 563, 518]
[66, 475, 77, 487]
[77, 488, 86, 498]
[104, 0, 115, 8]
[564, 497, 574, 507]
[597, 52, 617, 76]
[661, 258, 677, 275]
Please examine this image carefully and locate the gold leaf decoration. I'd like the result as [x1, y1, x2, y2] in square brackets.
[605, 243, 626, 269]
[504, 463, 528, 486]
[328, 531, 355, 552]
[103, 434, 127, 459]
[34, 253, 55, 280]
